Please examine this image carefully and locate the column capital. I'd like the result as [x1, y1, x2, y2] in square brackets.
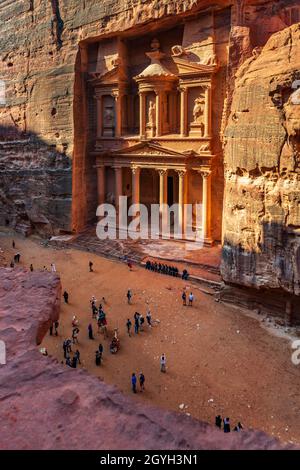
[131, 166, 140, 175]
[178, 86, 188, 93]
[156, 168, 168, 175]
[175, 169, 186, 177]
[199, 169, 211, 178]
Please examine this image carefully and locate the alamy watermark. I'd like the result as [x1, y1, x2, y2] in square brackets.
[96, 197, 206, 247]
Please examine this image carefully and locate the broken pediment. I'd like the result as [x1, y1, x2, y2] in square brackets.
[173, 56, 218, 76]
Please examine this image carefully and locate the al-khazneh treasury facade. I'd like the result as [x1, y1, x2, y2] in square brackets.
[83, 11, 228, 243]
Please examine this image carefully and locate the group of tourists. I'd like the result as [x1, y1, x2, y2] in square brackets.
[145, 260, 180, 277]
[62, 338, 81, 368]
[126, 309, 153, 336]
[181, 289, 194, 306]
[131, 372, 145, 393]
[215, 415, 243, 433]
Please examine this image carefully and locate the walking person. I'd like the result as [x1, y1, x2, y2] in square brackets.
[188, 292, 194, 307]
[74, 349, 81, 365]
[88, 323, 94, 340]
[54, 320, 59, 336]
[95, 350, 101, 366]
[134, 312, 140, 335]
[72, 327, 79, 344]
[126, 318, 132, 337]
[146, 310, 152, 327]
[215, 415, 222, 429]
[182, 290, 187, 306]
[30, 264, 34, 272]
[127, 289, 132, 304]
[63, 290, 69, 303]
[89, 261, 93, 272]
[223, 417, 231, 433]
[51, 263, 56, 273]
[98, 343, 104, 357]
[139, 372, 145, 392]
[160, 353, 166, 373]
[131, 373, 137, 393]
[12, 240, 15, 249]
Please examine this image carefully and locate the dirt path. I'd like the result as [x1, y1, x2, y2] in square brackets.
[1, 231, 299, 446]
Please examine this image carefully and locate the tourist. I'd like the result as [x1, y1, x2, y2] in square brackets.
[66, 339, 72, 354]
[12, 240, 15, 249]
[66, 356, 72, 367]
[51, 263, 56, 273]
[146, 310, 152, 327]
[89, 261, 93, 272]
[233, 422, 243, 432]
[98, 343, 104, 357]
[182, 269, 189, 280]
[131, 373, 137, 393]
[54, 320, 59, 336]
[223, 417, 231, 433]
[72, 356, 77, 368]
[74, 349, 81, 365]
[30, 264, 33, 272]
[139, 372, 145, 392]
[88, 323, 94, 340]
[72, 315, 79, 327]
[160, 353, 166, 373]
[63, 340, 68, 358]
[49, 323, 53, 336]
[127, 289, 132, 304]
[188, 292, 194, 307]
[63, 290, 69, 303]
[126, 318, 132, 337]
[139, 314, 145, 331]
[95, 350, 101, 366]
[215, 415, 222, 429]
[72, 327, 79, 344]
[182, 290, 187, 306]
[134, 312, 140, 334]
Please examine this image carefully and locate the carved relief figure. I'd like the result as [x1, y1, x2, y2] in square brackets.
[147, 101, 156, 127]
[193, 97, 205, 123]
[104, 106, 114, 125]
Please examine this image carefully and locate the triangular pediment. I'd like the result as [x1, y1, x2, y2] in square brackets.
[112, 141, 186, 158]
[88, 66, 121, 85]
[174, 57, 218, 76]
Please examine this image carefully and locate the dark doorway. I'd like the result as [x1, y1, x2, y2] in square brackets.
[167, 176, 174, 206]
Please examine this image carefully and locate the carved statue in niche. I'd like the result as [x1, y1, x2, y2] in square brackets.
[103, 106, 114, 129]
[193, 97, 205, 123]
[147, 101, 156, 127]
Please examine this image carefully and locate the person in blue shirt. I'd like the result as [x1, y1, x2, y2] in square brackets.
[131, 373, 137, 393]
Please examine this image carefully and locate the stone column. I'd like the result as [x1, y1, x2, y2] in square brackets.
[139, 92, 146, 139]
[200, 170, 212, 241]
[96, 95, 103, 138]
[158, 168, 167, 209]
[112, 91, 122, 138]
[204, 86, 211, 138]
[176, 170, 186, 237]
[179, 87, 188, 137]
[155, 91, 163, 137]
[96, 165, 105, 206]
[114, 166, 123, 210]
[131, 167, 140, 207]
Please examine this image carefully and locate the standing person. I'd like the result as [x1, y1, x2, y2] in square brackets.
[139, 372, 145, 392]
[215, 415, 222, 429]
[131, 373, 137, 393]
[51, 263, 56, 273]
[12, 240, 15, 249]
[89, 261, 93, 272]
[72, 356, 77, 368]
[98, 343, 104, 357]
[72, 327, 79, 344]
[182, 290, 187, 306]
[127, 289, 132, 304]
[188, 292, 194, 307]
[134, 312, 140, 335]
[30, 264, 34, 272]
[54, 320, 59, 336]
[88, 323, 94, 340]
[95, 350, 101, 366]
[74, 349, 81, 365]
[63, 340, 68, 358]
[160, 353, 166, 373]
[223, 417, 231, 433]
[126, 318, 132, 337]
[49, 323, 53, 336]
[139, 314, 145, 331]
[63, 290, 69, 304]
[146, 310, 152, 327]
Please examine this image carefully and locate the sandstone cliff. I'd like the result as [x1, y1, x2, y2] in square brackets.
[221, 23, 300, 311]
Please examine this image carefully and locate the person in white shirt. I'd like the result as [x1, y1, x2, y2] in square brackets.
[188, 292, 194, 306]
[160, 353, 166, 373]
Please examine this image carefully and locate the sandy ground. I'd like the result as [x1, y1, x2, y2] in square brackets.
[1, 231, 300, 446]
